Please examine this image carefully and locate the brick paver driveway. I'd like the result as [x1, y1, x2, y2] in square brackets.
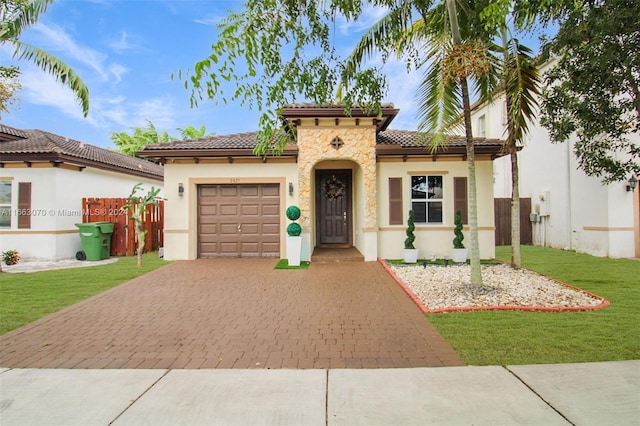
[0, 260, 463, 369]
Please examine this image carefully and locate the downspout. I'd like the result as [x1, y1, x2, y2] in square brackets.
[565, 139, 573, 250]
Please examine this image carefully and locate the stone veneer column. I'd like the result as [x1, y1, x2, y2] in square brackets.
[296, 126, 378, 259]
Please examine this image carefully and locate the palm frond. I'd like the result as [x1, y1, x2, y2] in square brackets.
[503, 38, 540, 146]
[12, 41, 90, 117]
[1, 0, 54, 40]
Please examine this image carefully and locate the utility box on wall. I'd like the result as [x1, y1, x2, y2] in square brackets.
[536, 191, 551, 217]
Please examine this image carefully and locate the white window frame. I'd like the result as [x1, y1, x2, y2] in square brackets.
[410, 175, 444, 224]
[0, 180, 12, 228]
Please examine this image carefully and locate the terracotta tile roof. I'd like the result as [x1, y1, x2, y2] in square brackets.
[0, 124, 29, 141]
[281, 102, 397, 109]
[377, 129, 504, 147]
[142, 132, 261, 150]
[0, 127, 164, 180]
[140, 129, 503, 152]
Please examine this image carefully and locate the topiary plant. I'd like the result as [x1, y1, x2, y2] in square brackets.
[286, 205, 301, 221]
[453, 209, 465, 249]
[286, 206, 302, 236]
[287, 222, 302, 236]
[404, 210, 416, 250]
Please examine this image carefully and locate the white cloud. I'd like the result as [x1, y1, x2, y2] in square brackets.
[336, 5, 390, 35]
[30, 22, 110, 81]
[20, 67, 93, 122]
[194, 15, 223, 26]
[106, 31, 134, 53]
[107, 63, 129, 83]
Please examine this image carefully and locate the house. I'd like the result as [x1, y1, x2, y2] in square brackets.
[138, 104, 506, 262]
[0, 125, 164, 261]
[470, 64, 639, 258]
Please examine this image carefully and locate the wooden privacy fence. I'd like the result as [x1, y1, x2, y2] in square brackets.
[81, 198, 164, 256]
[494, 198, 532, 246]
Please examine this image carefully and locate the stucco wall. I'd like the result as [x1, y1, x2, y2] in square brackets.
[474, 77, 638, 257]
[0, 166, 162, 260]
[376, 160, 496, 260]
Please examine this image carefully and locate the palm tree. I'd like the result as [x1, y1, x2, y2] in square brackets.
[499, 29, 540, 268]
[342, 0, 540, 281]
[0, 0, 89, 116]
[342, 0, 498, 285]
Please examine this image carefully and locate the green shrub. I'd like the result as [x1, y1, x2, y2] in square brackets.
[2, 249, 20, 265]
[404, 210, 416, 250]
[453, 209, 465, 249]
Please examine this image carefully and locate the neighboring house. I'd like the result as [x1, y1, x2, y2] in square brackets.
[471, 63, 639, 258]
[138, 104, 506, 262]
[0, 125, 164, 261]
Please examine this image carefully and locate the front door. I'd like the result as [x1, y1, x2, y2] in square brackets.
[316, 170, 352, 246]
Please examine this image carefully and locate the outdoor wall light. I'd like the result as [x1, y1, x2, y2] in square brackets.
[178, 183, 184, 197]
[289, 182, 294, 196]
[626, 176, 637, 192]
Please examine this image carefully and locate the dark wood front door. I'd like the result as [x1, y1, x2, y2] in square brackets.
[316, 170, 352, 246]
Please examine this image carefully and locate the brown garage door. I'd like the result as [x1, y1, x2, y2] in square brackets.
[198, 184, 280, 258]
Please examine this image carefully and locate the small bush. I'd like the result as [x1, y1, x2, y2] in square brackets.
[2, 249, 20, 265]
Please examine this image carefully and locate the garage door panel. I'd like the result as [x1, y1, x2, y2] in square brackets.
[200, 205, 218, 216]
[200, 224, 218, 235]
[241, 204, 259, 215]
[219, 223, 239, 234]
[200, 187, 218, 197]
[198, 184, 280, 258]
[262, 186, 279, 197]
[262, 223, 279, 235]
[220, 204, 239, 216]
[241, 186, 259, 196]
[220, 186, 239, 196]
[241, 223, 259, 234]
[262, 205, 279, 216]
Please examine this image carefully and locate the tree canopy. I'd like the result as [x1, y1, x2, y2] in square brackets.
[110, 121, 214, 157]
[540, 0, 640, 183]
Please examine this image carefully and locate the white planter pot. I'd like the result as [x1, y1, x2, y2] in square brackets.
[286, 236, 303, 266]
[403, 248, 419, 263]
[451, 248, 468, 263]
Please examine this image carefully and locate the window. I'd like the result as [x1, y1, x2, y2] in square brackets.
[478, 114, 486, 137]
[410, 175, 443, 223]
[0, 181, 11, 228]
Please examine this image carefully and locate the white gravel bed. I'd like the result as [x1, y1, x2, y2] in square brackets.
[389, 263, 603, 311]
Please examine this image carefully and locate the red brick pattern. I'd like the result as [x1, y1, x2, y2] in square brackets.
[0, 260, 464, 369]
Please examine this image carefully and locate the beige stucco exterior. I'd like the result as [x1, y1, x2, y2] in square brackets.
[160, 114, 497, 262]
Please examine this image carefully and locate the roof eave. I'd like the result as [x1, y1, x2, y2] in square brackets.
[0, 152, 163, 181]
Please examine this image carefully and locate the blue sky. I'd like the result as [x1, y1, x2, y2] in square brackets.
[1, 1, 548, 150]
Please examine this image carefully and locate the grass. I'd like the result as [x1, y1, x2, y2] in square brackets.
[274, 259, 310, 269]
[427, 245, 640, 365]
[0, 252, 169, 335]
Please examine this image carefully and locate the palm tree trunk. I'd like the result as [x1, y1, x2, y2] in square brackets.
[447, 0, 482, 286]
[461, 77, 483, 286]
[510, 149, 521, 268]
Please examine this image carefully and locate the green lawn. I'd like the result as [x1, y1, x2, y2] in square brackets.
[428, 245, 640, 365]
[0, 253, 169, 335]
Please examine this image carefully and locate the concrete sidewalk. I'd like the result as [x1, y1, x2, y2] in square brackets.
[1, 360, 638, 425]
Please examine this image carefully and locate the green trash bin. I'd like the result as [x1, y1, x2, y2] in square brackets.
[75, 222, 115, 261]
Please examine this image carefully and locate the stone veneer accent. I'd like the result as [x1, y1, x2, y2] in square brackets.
[297, 126, 378, 230]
